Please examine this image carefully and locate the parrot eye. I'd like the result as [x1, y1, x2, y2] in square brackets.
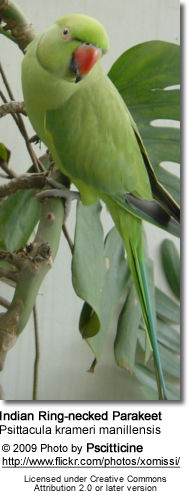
[61, 27, 71, 39]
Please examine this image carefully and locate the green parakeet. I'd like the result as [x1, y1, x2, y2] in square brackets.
[21, 14, 180, 400]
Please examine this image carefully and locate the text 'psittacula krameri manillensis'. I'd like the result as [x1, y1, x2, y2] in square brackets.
[21, 14, 180, 400]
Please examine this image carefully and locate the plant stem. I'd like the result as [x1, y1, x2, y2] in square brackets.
[0, 198, 64, 345]
[32, 304, 40, 401]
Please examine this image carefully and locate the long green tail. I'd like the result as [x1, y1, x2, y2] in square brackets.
[106, 197, 167, 400]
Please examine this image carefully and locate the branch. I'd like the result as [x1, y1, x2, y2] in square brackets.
[0, 100, 26, 117]
[0, 172, 48, 198]
[0, 0, 36, 51]
[0, 171, 76, 198]
[0, 197, 64, 369]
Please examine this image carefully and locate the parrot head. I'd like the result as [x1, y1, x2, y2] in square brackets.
[36, 14, 109, 82]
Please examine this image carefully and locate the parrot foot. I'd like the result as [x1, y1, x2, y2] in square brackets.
[35, 182, 80, 222]
[36, 187, 79, 201]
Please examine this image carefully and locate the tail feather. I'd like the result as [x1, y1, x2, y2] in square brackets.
[105, 197, 167, 400]
[127, 239, 167, 400]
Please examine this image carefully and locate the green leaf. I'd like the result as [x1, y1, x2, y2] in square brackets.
[166, 385, 180, 400]
[134, 363, 180, 400]
[114, 283, 141, 372]
[79, 303, 100, 339]
[0, 190, 41, 252]
[138, 317, 180, 355]
[108, 41, 180, 203]
[0, 142, 10, 163]
[114, 251, 156, 372]
[155, 287, 180, 324]
[134, 364, 158, 398]
[159, 344, 180, 379]
[72, 202, 129, 357]
[157, 319, 180, 353]
[72, 201, 105, 336]
[88, 226, 129, 358]
[161, 238, 180, 299]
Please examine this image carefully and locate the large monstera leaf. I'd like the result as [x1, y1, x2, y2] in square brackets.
[108, 41, 180, 204]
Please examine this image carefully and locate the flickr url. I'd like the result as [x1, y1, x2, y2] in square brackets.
[2, 456, 181, 468]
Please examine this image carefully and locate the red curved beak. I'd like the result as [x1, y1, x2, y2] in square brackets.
[74, 44, 102, 77]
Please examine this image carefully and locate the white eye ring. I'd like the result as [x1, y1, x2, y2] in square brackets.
[61, 27, 70, 39]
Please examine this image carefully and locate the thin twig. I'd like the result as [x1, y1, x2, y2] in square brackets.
[0, 160, 18, 178]
[0, 89, 7, 103]
[0, 85, 23, 130]
[13, 115, 42, 172]
[0, 64, 43, 172]
[0, 62, 14, 100]
[0, 87, 22, 137]
[0, 296, 10, 309]
[32, 304, 40, 400]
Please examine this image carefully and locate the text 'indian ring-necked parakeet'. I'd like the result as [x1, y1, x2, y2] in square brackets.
[21, 14, 180, 400]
